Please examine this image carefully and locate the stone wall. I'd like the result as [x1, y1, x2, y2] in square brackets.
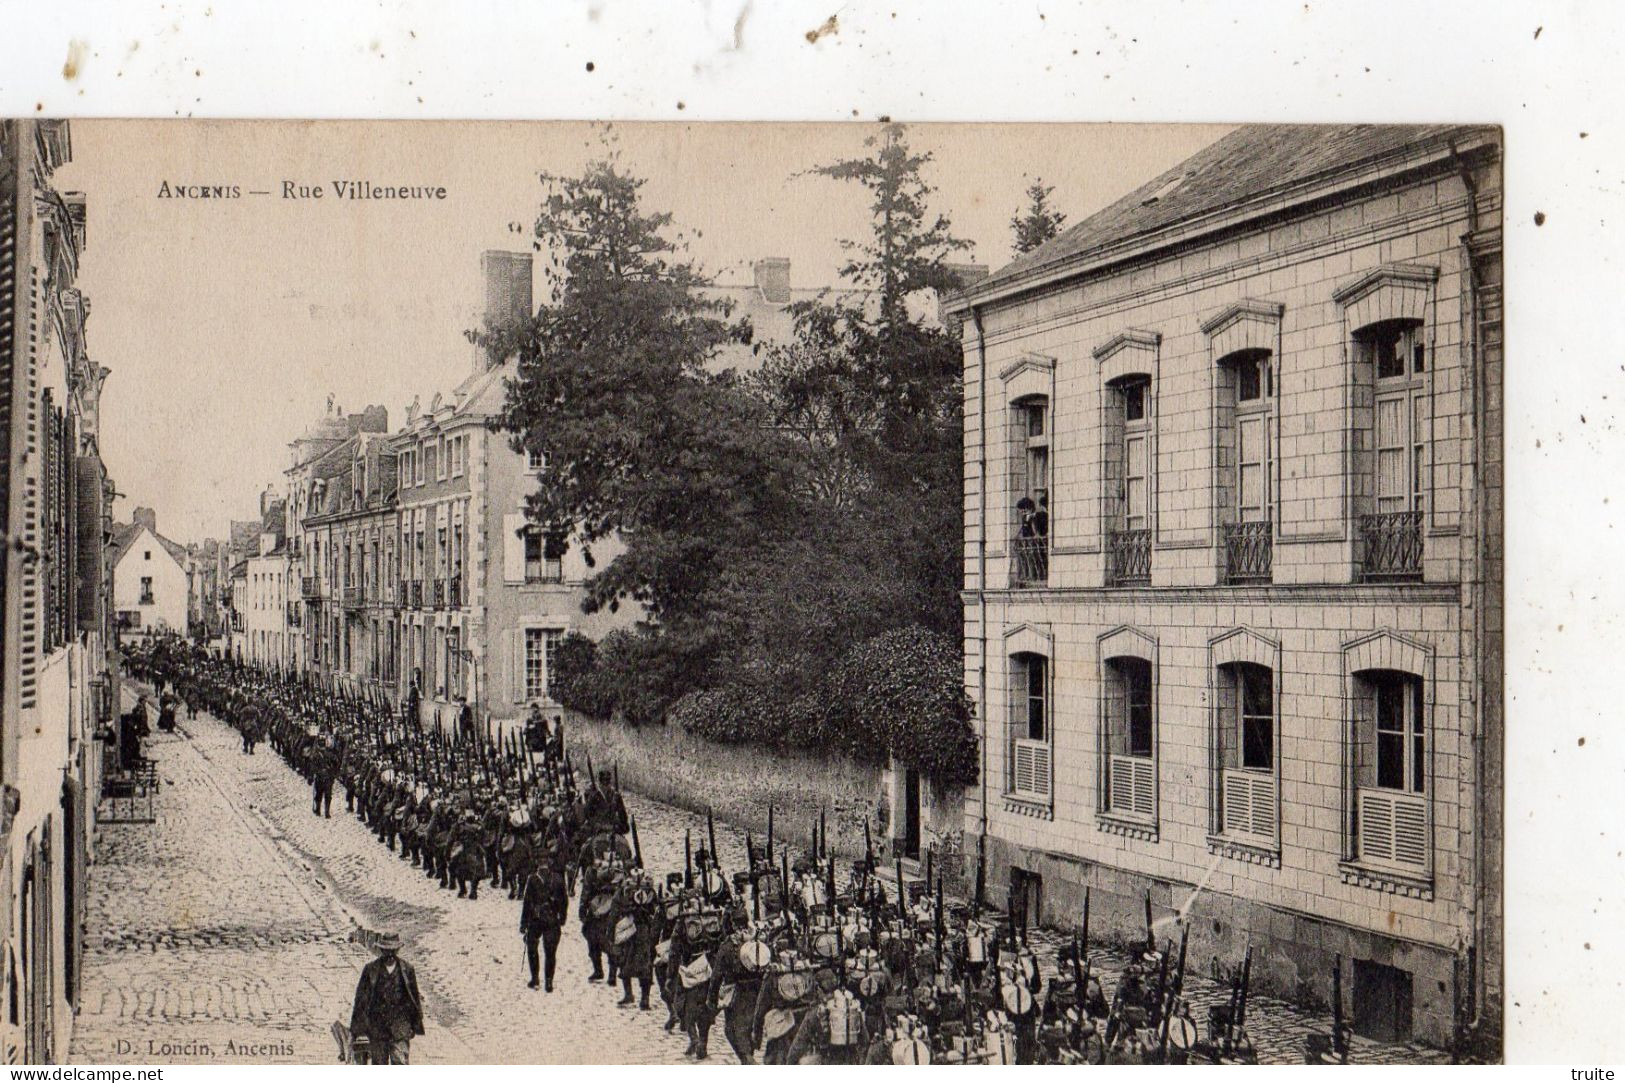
[560, 711, 888, 863]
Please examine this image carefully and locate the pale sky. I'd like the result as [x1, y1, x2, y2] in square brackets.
[53, 120, 1229, 544]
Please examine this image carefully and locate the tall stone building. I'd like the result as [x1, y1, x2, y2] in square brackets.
[0, 119, 115, 1064]
[950, 125, 1501, 1052]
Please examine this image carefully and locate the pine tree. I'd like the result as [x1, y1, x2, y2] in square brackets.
[1011, 177, 1068, 254]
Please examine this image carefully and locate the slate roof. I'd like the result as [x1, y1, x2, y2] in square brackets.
[961, 123, 1498, 306]
[110, 521, 189, 568]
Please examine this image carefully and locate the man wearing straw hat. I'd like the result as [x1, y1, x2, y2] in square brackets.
[349, 932, 425, 1064]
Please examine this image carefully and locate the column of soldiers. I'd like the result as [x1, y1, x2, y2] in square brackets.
[123, 633, 1267, 1066]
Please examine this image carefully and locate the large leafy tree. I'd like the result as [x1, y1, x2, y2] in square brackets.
[1010, 177, 1068, 254]
[751, 123, 972, 639]
[493, 157, 794, 641]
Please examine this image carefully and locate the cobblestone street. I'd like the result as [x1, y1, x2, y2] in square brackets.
[69, 689, 1447, 1065]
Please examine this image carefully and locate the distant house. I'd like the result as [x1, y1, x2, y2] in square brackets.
[111, 507, 190, 637]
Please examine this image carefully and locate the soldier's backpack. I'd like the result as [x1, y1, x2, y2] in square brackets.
[678, 955, 713, 989]
[826, 989, 864, 1047]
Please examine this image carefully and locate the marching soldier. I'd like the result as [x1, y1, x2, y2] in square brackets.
[310, 734, 338, 817]
[520, 853, 569, 992]
[583, 768, 629, 837]
[611, 871, 659, 1011]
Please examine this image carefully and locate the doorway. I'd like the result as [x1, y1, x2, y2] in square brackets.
[902, 768, 922, 859]
[1352, 958, 1413, 1043]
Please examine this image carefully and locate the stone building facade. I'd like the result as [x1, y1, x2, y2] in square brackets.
[950, 125, 1502, 1052]
[0, 118, 115, 1064]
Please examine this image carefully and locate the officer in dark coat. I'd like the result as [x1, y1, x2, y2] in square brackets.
[310, 736, 338, 817]
[582, 769, 629, 837]
[349, 933, 425, 1064]
[520, 855, 569, 991]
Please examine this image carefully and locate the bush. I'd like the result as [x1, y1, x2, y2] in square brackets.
[825, 626, 978, 785]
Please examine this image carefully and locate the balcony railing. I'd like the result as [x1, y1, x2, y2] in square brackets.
[1225, 520, 1273, 583]
[342, 586, 363, 609]
[1009, 533, 1049, 588]
[449, 573, 463, 607]
[429, 578, 444, 609]
[1360, 510, 1423, 581]
[397, 581, 409, 606]
[1107, 529, 1151, 586]
[301, 576, 319, 599]
[409, 580, 422, 608]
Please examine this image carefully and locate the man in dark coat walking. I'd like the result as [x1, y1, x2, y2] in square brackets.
[349, 933, 424, 1064]
[520, 855, 569, 991]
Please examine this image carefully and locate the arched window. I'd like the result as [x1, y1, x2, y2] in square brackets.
[1103, 654, 1155, 820]
[1216, 661, 1276, 844]
[1105, 375, 1153, 585]
[1010, 394, 1051, 588]
[1351, 668, 1428, 871]
[1008, 652, 1051, 800]
[1351, 317, 1428, 580]
[1216, 347, 1275, 582]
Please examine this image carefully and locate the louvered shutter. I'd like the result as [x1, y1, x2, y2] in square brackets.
[1222, 772, 1276, 842]
[1012, 740, 1050, 800]
[502, 514, 525, 583]
[511, 629, 525, 703]
[1110, 755, 1155, 819]
[1358, 788, 1427, 869]
[1391, 792, 1428, 867]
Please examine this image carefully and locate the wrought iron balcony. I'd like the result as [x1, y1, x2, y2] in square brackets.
[1225, 520, 1273, 583]
[301, 576, 319, 599]
[409, 580, 422, 608]
[1009, 533, 1049, 588]
[429, 578, 444, 609]
[1360, 511, 1423, 581]
[342, 586, 364, 609]
[396, 581, 408, 606]
[1108, 529, 1151, 586]
[448, 573, 463, 607]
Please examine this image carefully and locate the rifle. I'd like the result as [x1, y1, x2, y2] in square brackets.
[1157, 923, 1189, 1061]
[895, 858, 907, 921]
[684, 830, 693, 888]
[973, 837, 986, 920]
[1331, 954, 1348, 1061]
[780, 851, 791, 920]
[630, 815, 643, 868]
[766, 804, 774, 863]
[818, 808, 826, 860]
[1144, 889, 1156, 957]
[707, 807, 720, 881]
[934, 875, 945, 953]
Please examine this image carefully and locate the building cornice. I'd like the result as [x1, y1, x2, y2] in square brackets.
[949, 130, 1497, 316]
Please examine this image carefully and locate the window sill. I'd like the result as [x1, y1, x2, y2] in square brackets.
[1000, 793, 1054, 820]
[1097, 814, 1158, 842]
[1207, 835, 1281, 868]
[1338, 861, 1433, 900]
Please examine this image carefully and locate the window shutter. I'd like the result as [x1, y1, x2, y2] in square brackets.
[502, 514, 525, 583]
[511, 629, 525, 703]
[1358, 791, 1395, 863]
[1131, 758, 1155, 817]
[1392, 798, 1427, 866]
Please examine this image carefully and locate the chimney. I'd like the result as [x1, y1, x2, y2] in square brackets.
[133, 506, 157, 533]
[481, 250, 534, 370]
[752, 258, 791, 304]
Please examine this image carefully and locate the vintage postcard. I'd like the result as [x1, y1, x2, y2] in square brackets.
[0, 116, 1504, 1066]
